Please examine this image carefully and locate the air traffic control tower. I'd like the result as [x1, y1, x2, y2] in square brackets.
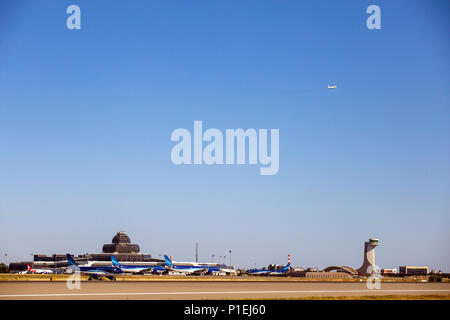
[357, 238, 379, 275]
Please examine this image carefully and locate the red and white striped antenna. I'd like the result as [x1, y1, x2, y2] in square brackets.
[288, 254, 291, 264]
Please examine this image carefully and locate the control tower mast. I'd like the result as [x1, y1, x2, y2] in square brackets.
[357, 238, 379, 275]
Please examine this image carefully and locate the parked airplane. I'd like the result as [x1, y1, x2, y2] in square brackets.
[269, 254, 292, 276]
[247, 255, 291, 276]
[246, 267, 271, 275]
[268, 263, 291, 276]
[110, 255, 165, 274]
[66, 254, 124, 281]
[163, 255, 220, 275]
[26, 264, 54, 274]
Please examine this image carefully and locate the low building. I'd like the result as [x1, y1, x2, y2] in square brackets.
[293, 267, 305, 272]
[399, 266, 429, 275]
[381, 268, 397, 275]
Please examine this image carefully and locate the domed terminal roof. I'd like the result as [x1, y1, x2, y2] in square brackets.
[112, 231, 131, 244]
[103, 231, 141, 253]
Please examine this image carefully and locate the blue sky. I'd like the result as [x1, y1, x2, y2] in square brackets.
[0, 1, 449, 270]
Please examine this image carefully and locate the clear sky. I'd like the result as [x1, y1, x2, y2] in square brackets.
[0, 1, 449, 271]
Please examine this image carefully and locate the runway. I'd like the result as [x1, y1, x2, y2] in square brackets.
[1, 281, 449, 299]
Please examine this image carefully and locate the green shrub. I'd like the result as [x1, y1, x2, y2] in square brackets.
[0, 263, 9, 273]
[429, 274, 442, 282]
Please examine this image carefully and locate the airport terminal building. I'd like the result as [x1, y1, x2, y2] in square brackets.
[9, 231, 164, 273]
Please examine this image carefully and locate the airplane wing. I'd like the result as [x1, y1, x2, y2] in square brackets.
[191, 268, 208, 275]
[80, 270, 109, 276]
[79, 268, 122, 276]
[248, 270, 270, 275]
[167, 266, 208, 275]
[136, 267, 155, 273]
[152, 267, 167, 274]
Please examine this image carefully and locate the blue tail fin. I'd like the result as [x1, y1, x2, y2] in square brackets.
[111, 255, 120, 267]
[282, 263, 291, 272]
[164, 255, 174, 267]
[66, 254, 78, 267]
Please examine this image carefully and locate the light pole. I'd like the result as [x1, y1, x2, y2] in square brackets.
[228, 250, 232, 266]
[211, 254, 215, 263]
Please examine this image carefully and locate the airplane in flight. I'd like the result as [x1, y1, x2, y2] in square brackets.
[247, 254, 291, 276]
[163, 255, 220, 275]
[66, 254, 124, 281]
[26, 264, 54, 274]
[328, 85, 337, 89]
[110, 255, 165, 274]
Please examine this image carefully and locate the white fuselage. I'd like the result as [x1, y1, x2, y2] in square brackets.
[30, 269, 54, 274]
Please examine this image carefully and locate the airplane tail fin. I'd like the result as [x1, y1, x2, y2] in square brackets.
[164, 255, 174, 267]
[282, 263, 291, 272]
[66, 254, 78, 267]
[282, 254, 291, 272]
[27, 264, 32, 271]
[111, 255, 121, 267]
